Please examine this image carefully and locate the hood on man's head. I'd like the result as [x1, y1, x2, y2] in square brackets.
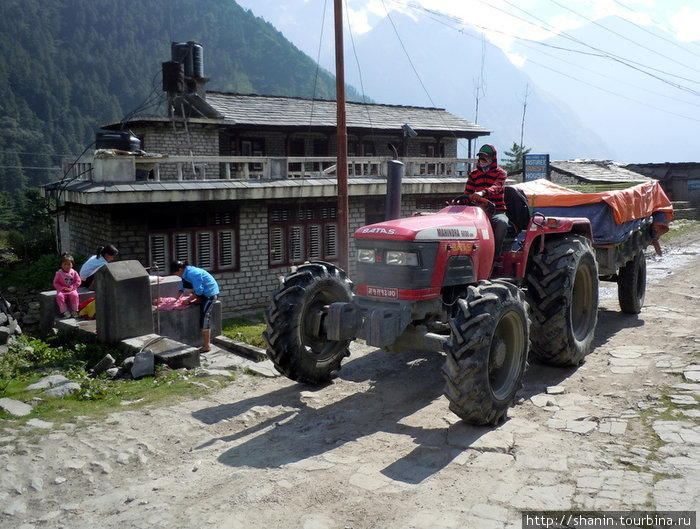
[477, 144, 498, 167]
[477, 144, 496, 158]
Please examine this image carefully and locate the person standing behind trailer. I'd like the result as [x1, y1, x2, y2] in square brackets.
[170, 261, 220, 353]
[464, 144, 510, 262]
[79, 244, 119, 289]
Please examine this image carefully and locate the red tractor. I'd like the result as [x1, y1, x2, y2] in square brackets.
[264, 190, 599, 425]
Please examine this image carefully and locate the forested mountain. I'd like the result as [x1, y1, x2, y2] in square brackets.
[0, 0, 361, 200]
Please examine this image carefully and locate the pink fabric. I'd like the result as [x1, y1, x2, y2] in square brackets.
[54, 268, 81, 313]
[153, 297, 199, 311]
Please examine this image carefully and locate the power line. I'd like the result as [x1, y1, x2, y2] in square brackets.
[497, 0, 700, 97]
[0, 166, 62, 171]
[610, 0, 700, 62]
[397, 1, 700, 111]
[546, 0, 700, 76]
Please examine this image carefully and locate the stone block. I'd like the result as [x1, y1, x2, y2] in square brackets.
[131, 350, 155, 379]
[153, 300, 221, 348]
[95, 260, 153, 344]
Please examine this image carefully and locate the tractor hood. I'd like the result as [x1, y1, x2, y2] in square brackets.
[354, 205, 489, 242]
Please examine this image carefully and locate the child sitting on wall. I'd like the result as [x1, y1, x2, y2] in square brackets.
[54, 253, 82, 318]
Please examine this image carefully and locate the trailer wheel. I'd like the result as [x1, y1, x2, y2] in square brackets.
[618, 251, 646, 314]
[263, 262, 353, 384]
[443, 280, 529, 425]
[526, 235, 598, 366]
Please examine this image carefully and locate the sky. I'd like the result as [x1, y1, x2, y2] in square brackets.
[235, 0, 700, 161]
[237, 0, 700, 66]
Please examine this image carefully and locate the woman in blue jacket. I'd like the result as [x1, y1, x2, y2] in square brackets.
[171, 261, 220, 352]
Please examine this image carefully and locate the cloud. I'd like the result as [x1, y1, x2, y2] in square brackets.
[669, 6, 700, 42]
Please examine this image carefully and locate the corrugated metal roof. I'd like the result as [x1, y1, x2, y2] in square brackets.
[205, 92, 489, 137]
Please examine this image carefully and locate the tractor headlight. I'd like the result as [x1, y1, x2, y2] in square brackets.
[357, 249, 376, 263]
[386, 251, 419, 266]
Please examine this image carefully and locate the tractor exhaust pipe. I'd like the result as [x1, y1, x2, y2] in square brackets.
[385, 160, 403, 221]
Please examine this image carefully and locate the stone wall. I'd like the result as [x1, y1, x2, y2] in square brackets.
[140, 125, 220, 180]
[61, 193, 457, 317]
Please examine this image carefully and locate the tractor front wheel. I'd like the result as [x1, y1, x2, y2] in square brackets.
[264, 262, 354, 384]
[442, 280, 530, 425]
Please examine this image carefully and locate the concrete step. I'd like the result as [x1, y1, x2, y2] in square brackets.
[212, 334, 267, 361]
[672, 208, 699, 221]
[121, 334, 200, 369]
[47, 318, 279, 377]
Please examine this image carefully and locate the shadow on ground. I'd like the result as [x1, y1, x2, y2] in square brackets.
[191, 303, 641, 484]
[192, 347, 496, 484]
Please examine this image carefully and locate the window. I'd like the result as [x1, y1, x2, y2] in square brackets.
[147, 209, 238, 273]
[268, 204, 338, 267]
[365, 199, 385, 225]
[416, 197, 449, 212]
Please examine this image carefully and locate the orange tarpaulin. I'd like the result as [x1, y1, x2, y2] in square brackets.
[514, 179, 674, 225]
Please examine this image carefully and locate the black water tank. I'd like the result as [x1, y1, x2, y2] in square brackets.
[95, 130, 142, 152]
[162, 61, 185, 92]
[171, 42, 193, 76]
[191, 42, 204, 78]
[171, 41, 204, 78]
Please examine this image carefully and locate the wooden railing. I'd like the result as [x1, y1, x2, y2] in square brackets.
[65, 154, 476, 183]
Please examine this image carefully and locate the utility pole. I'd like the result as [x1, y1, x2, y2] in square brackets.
[334, 0, 349, 272]
[520, 83, 529, 170]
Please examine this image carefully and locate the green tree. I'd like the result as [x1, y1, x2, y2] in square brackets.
[501, 142, 531, 175]
[7, 189, 55, 262]
[0, 191, 20, 231]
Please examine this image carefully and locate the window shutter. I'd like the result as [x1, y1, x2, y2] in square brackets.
[149, 234, 168, 273]
[290, 225, 304, 263]
[325, 223, 338, 258]
[173, 233, 191, 263]
[212, 212, 233, 225]
[197, 232, 214, 270]
[308, 225, 321, 260]
[271, 209, 289, 222]
[218, 230, 235, 268]
[321, 206, 337, 220]
[270, 226, 285, 265]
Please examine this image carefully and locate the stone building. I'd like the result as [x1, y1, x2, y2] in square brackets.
[43, 91, 490, 316]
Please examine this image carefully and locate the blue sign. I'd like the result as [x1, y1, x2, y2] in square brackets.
[524, 154, 549, 181]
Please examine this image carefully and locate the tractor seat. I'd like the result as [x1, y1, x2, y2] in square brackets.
[504, 186, 531, 239]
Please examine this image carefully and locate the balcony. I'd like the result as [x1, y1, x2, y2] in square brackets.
[65, 152, 475, 184]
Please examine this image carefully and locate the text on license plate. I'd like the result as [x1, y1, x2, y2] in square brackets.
[366, 286, 399, 298]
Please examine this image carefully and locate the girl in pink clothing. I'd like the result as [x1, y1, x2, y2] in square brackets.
[54, 254, 82, 318]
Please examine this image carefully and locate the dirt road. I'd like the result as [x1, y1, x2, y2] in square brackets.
[1, 233, 699, 529]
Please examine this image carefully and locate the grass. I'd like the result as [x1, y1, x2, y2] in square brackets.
[665, 218, 700, 240]
[0, 333, 235, 426]
[222, 312, 266, 348]
[0, 312, 267, 426]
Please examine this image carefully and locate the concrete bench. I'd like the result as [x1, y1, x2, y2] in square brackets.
[39, 274, 221, 348]
[39, 275, 183, 336]
[39, 287, 98, 336]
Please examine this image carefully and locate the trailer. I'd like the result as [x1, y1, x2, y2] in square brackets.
[513, 179, 674, 314]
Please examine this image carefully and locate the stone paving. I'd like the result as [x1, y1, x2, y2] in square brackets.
[0, 252, 698, 528]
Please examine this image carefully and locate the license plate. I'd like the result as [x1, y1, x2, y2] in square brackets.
[366, 286, 398, 299]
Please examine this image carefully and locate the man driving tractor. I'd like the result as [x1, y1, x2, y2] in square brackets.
[463, 143, 509, 261]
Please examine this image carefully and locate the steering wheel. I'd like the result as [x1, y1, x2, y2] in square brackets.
[451, 193, 496, 216]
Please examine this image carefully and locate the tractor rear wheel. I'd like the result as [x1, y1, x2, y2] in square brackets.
[618, 251, 646, 314]
[442, 280, 530, 425]
[263, 262, 353, 384]
[526, 235, 598, 366]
